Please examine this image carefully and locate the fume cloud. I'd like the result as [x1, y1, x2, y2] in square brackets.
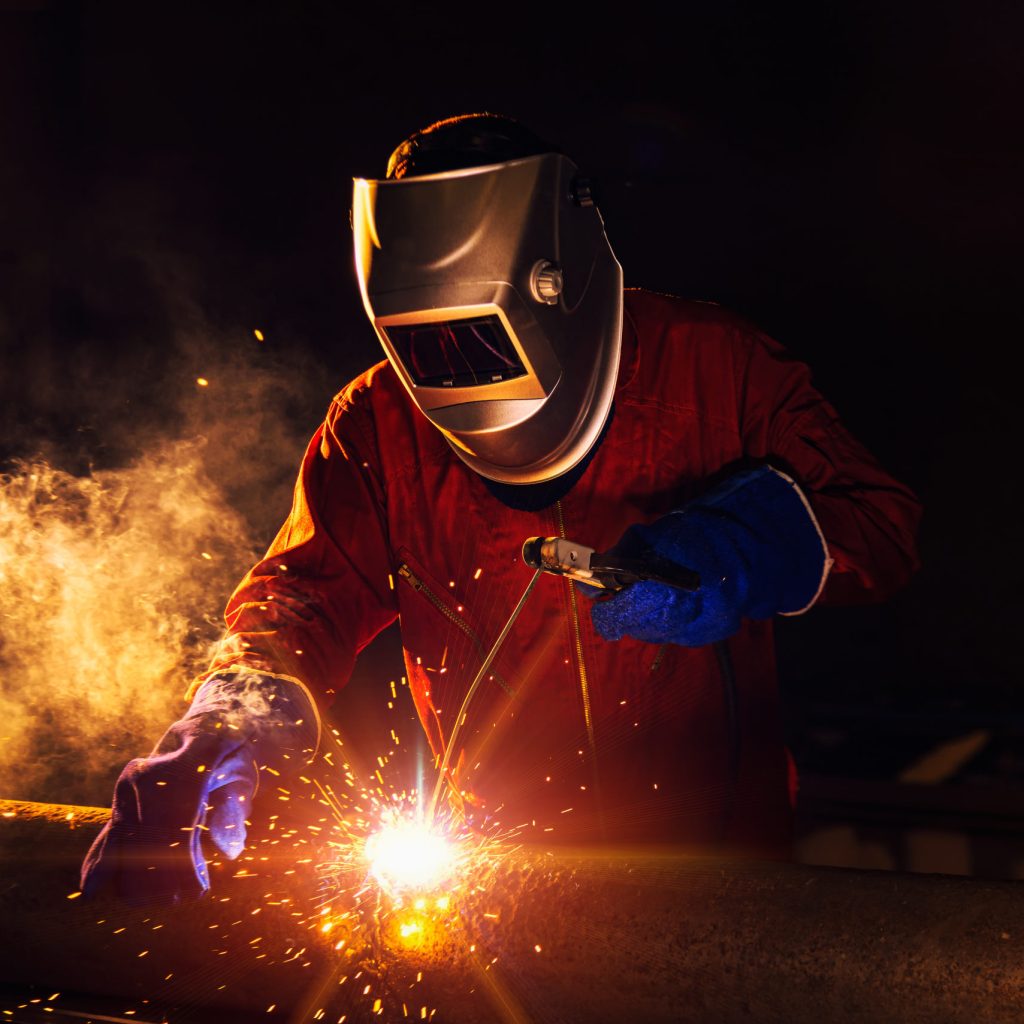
[0, 444, 261, 804]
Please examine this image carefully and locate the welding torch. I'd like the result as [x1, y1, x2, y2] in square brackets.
[521, 536, 701, 593]
[431, 537, 738, 836]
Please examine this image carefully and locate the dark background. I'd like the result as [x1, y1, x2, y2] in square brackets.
[1, 2, 1022, 801]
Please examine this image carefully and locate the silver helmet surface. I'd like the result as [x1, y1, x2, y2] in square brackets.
[352, 116, 623, 486]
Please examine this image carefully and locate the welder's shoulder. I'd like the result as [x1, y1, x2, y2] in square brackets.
[329, 358, 398, 412]
[625, 288, 765, 344]
[328, 358, 415, 424]
[323, 358, 422, 455]
[624, 288, 771, 388]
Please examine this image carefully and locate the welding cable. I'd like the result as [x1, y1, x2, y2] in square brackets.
[713, 639, 741, 846]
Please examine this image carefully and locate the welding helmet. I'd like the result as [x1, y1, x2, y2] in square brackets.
[352, 115, 623, 486]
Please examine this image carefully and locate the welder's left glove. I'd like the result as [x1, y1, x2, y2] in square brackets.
[80, 671, 319, 904]
[587, 466, 830, 646]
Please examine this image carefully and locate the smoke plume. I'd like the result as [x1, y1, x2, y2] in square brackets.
[0, 312, 344, 805]
[0, 443, 261, 804]
[0, 160, 377, 806]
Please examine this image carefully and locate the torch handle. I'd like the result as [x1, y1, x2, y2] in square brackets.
[522, 535, 700, 593]
[590, 547, 701, 593]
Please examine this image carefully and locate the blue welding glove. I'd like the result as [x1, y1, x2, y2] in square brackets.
[81, 672, 320, 904]
[587, 466, 829, 646]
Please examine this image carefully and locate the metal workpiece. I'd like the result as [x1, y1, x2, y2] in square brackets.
[1, 798, 337, 1021]
[4, 799, 1024, 1023]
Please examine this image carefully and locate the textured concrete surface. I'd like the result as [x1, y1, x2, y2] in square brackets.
[4, 799, 1024, 1023]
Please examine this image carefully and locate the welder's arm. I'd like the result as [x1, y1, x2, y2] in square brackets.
[588, 466, 829, 645]
[84, 395, 398, 900]
[199, 397, 399, 699]
[589, 329, 920, 646]
[738, 331, 922, 605]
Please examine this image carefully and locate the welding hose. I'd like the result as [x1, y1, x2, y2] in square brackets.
[713, 639, 741, 846]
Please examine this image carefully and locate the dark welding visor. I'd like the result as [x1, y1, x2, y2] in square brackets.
[381, 314, 529, 389]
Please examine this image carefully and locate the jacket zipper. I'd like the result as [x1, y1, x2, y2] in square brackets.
[396, 563, 516, 699]
[555, 500, 597, 754]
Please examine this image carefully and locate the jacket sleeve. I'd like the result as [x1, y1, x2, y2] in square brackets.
[737, 329, 922, 606]
[195, 388, 398, 705]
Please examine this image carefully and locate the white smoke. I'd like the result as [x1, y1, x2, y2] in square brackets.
[0, 443, 261, 804]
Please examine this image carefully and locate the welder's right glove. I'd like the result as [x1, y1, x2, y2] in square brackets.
[587, 465, 831, 646]
[81, 671, 319, 904]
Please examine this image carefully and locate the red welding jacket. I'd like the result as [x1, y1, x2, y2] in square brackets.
[204, 290, 921, 854]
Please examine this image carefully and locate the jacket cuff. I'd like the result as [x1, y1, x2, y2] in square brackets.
[770, 467, 834, 616]
[187, 670, 322, 762]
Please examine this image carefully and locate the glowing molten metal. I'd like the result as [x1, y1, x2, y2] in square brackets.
[364, 816, 455, 895]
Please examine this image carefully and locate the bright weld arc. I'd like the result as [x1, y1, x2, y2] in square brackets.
[364, 815, 455, 895]
[304, 668, 521, 1019]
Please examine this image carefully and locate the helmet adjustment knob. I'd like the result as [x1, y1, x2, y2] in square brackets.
[570, 176, 596, 207]
[530, 260, 563, 305]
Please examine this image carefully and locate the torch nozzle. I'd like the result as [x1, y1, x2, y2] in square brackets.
[522, 537, 598, 580]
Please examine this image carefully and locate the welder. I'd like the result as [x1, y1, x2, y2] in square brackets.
[82, 114, 921, 902]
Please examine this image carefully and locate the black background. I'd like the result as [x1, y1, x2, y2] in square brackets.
[1, 0, 1022, 748]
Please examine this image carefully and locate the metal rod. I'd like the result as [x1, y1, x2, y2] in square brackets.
[427, 568, 542, 823]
